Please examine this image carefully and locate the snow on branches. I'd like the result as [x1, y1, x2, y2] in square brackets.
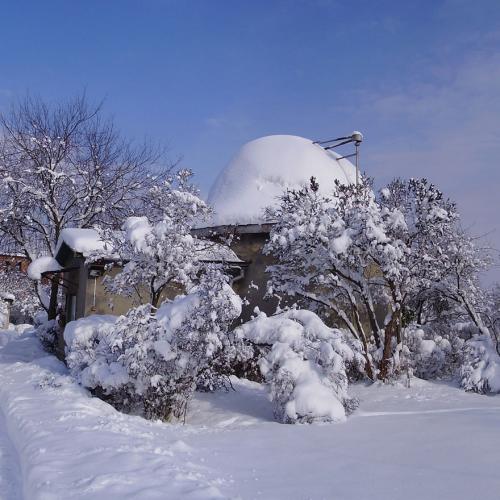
[65, 267, 243, 420]
[0, 267, 48, 323]
[264, 177, 467, 380]
[0, 94, 168, 317]
[90, 170, 214, 308]
[460, 333, 500, 394]
[235, 309, 362, 423]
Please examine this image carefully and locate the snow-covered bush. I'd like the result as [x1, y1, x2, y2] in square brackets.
[402, 326, 460, 380]
[0, 296, 9, 328]
[31, 309, 65, 353]
[236, 309, 362, 423]
[64, 314, 124, 392]
[34, 319, 60, 353]
[65, 268, 244, 420]
[460, 334, 500, 394]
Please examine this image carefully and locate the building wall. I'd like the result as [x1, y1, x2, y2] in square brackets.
[228, 232, 283, 323]
[68, 227, 278, 322]
[84, 267, 147, 317]
[59, 227, 386, 347]
[0, 254, 29, 273]
[83, 267, 184, 318]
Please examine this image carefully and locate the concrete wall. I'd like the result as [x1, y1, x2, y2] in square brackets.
[83, 267, 184, 317]
[59, 227, 387, 339]
[84, 267, 145, 317]
[229, 232, 281, 324]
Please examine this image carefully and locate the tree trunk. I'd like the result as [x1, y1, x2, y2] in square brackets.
[363, 298, 381, 348]
[378, 308, 401, 381]
[48, 276, 59, 320]
[360, 337, 375, 381]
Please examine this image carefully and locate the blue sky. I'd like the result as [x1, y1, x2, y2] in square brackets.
[1, 0, 499, 278]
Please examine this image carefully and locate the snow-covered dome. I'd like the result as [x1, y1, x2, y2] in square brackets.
[207, 135, 357, 226]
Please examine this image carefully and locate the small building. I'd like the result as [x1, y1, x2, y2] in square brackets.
[49, 228, 244, 323]
[36, 134, 360, 353]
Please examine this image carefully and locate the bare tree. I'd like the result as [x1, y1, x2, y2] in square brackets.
[0, 93, 172, 319]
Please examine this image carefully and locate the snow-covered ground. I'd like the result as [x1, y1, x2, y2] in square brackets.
[1, 326, 499, 500]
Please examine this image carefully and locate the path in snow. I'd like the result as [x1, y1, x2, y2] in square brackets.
[0, 406, 22, 500]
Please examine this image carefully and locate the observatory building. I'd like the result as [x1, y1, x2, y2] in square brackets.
[195, 134, 357, 322]
[41, 133, 358, 360]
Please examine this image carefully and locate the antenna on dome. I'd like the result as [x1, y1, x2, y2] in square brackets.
[313, 131, 363, 185]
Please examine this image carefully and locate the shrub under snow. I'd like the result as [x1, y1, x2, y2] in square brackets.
[0, 302, 8, 330]
[236, 309, 363, 424]
[460, 334, 500, 394]
[64, 314, 124, 392]
[401, 326, 463, 380]
[65, 268, 244, 420]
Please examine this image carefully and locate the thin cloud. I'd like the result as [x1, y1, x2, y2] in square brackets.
[348, 46, 500, 283]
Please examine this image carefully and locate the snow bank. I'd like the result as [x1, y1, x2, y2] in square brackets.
[27, 255, 62, 280]
[207, 135, 356, 226]
[0, 327, 230, 499]
[1, 328, 500, 499]
[0, 292, 15, 301]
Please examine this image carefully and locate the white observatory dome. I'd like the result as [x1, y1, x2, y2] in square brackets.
[207, 134, 357, 226]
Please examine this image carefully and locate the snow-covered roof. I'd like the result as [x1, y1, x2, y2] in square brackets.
[54, 227, 242, 264]
[194, 240, 243, 263]
[27, 256, 62, 280]
[55, 228, 106, 257]
[0, 292, 15, 302]
[206, 135, 357, 227]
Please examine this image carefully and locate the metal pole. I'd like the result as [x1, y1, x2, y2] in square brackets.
[355, 143, 359, 186]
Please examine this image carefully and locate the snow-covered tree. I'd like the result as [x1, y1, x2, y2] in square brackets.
[484, 284, 500, 355]
[432, 230, 492, 333]
[264, 178, 380, 379]
[0, 267, 47, 323]
[265, 177, 459, 380]
[376, 178, 459, 378]
[92, 170, 214, 308]
[460, 333, 500, 394]
[401, 325, 462, 381]
[0, 94, 169, 318]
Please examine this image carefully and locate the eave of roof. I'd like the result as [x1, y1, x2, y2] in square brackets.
[192, 222, 275, 237]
